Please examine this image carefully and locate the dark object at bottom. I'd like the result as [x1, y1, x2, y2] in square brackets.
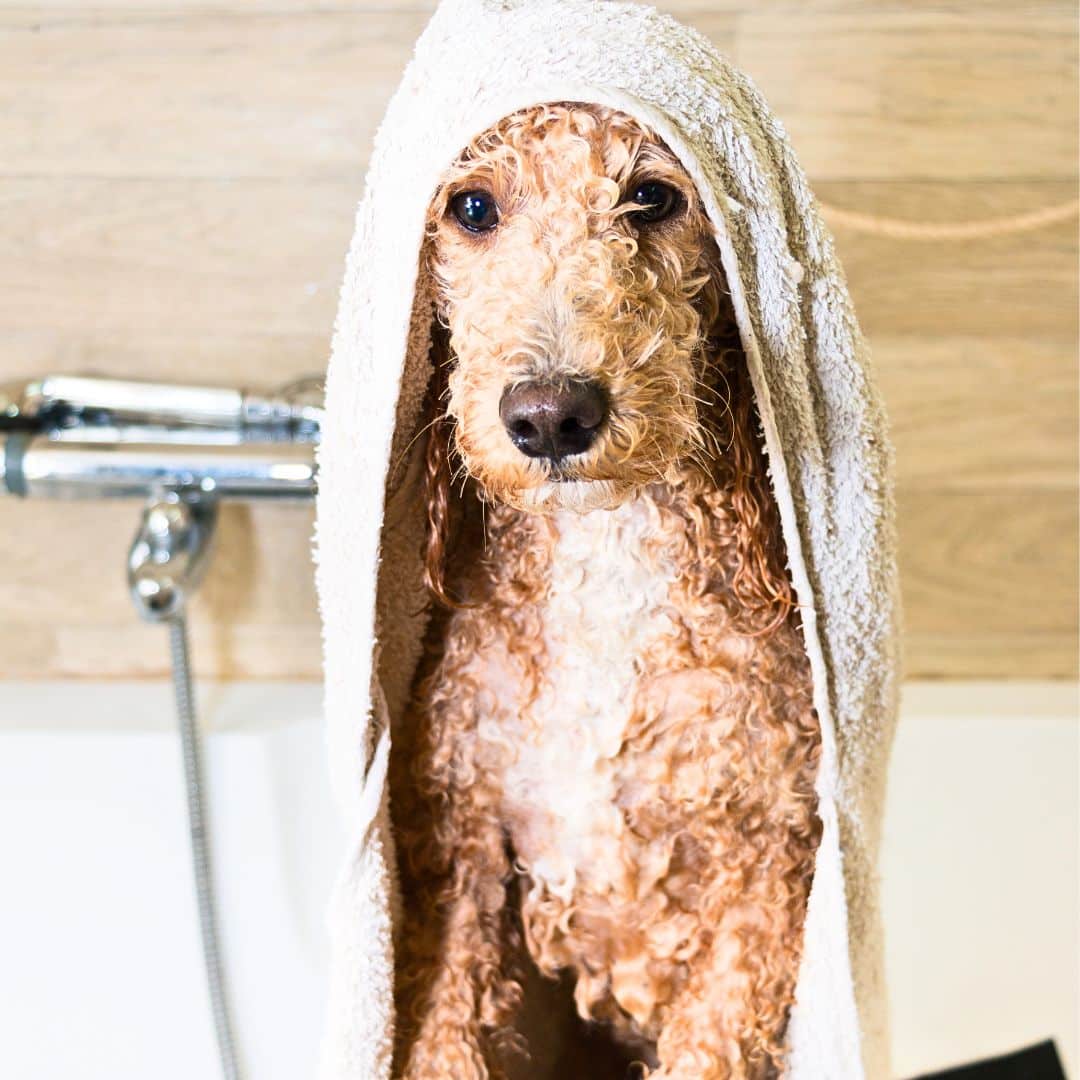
[914, 1040, 1067, 1080]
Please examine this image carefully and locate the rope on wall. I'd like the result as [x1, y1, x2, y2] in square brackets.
[817, 196, 1079, 241]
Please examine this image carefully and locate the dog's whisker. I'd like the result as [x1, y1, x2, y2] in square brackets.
[390, 413, 445, 484]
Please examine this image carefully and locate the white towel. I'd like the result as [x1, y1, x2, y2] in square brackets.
[315, 2, 902, 1076]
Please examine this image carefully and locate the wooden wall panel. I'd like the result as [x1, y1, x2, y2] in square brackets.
[1, 8, 429, 180]
[4, 8, 1074, 182]
[737, 12, 1078, 181]
[0, 0, 1075, 680]
[0, 178, 351, 334]
[899, 492, 1078, 678]
[3, 499, 320, 678]
[874, 337, 1077, 492]
[822, 181, 1078, 341]
[5, 179, 1073, 341]
[2, 1, 1073, 14]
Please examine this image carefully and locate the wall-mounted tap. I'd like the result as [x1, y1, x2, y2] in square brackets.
[0, 373, 322, 440]
[0, 374, 320, 500]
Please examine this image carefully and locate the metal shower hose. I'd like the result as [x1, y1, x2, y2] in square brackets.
[169, 615, 242, 1080]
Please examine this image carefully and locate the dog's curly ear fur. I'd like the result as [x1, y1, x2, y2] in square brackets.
[706, 315, 799, 638]
[422, 322, 464, 609]
[688, 239, 798, 637]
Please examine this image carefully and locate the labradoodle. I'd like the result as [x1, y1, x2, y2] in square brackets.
[389, 102, 822, 1080]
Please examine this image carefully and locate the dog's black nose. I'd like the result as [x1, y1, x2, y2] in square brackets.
[499, 379, 607, 461]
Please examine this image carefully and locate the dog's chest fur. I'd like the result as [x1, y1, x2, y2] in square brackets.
[471, 496, 679, 900]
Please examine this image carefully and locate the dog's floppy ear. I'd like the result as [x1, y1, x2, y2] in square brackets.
[705, 310, 799, 639]
[421, 322, 465, 608]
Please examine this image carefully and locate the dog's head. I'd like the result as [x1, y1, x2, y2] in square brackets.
[426, 103, 731, 514]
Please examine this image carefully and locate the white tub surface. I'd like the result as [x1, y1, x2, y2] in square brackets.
[882, 681, 1078, 1079]
[0, 679, 1076, 1079]
[0, 682, 343, 1080]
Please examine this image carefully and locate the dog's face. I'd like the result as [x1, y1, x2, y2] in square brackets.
[427, 103, 727, 513]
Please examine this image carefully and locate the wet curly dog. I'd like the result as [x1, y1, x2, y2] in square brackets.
[390, 103, 823, 1080]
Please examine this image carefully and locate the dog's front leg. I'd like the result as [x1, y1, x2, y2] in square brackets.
[399, 805, 522, 1080]
[649, 907, 793, 1080]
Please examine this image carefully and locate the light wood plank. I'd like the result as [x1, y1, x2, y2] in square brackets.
[1, 488, 1076, 680]
[902, 631, 1078, 681]
[0, 178, 354, 336]
[898, 490, 1078, 679]
[2, 2, 1074, 15]
[734, 11, 1078, 181]
[0, 500, 319, 678]
[2, 8, 1074, 181]
[1, 500, 317, 627]
[51, 622, 323, 679]
[820, 180, 1078, 342]
[1, 8, 430, 181]
[4, 176, 1075, 341]
[874, 336, 1078, 492]
[0, 625, 60, 680]
[2, 178, 1073, 344]
[665, 0, 1076, 9]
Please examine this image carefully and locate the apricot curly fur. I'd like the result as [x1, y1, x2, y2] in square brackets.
[390, 104, 822, 1080]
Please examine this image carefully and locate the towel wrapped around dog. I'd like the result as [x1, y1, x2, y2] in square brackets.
[315, 1, 902, 1076]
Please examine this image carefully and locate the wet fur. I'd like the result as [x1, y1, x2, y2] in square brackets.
[389, 104, 822, 1079]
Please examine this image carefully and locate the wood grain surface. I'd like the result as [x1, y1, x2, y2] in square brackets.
[1, 0, 1075, 680]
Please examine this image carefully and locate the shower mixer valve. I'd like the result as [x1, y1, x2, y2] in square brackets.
[128, 494, 218, 624]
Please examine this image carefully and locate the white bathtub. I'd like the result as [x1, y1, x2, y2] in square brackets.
[0, 680, 1075, 1079]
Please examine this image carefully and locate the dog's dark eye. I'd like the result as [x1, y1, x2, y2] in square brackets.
[628, 181, 681, 224]
[450, 190, 499, 233]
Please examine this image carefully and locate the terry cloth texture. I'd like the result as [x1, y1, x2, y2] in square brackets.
[314, 1, 903, 1077]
